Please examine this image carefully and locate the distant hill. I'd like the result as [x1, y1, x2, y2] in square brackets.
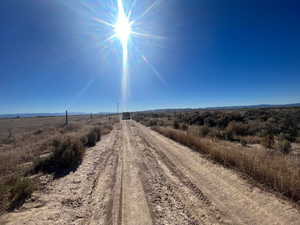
[137, 103, 300, 113]
[0, 112, 87, 119]
[0, 112, 115, 119]
[204, 103, 300, 110]
[1, 103, 299, 118]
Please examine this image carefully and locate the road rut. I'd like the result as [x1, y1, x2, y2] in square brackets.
[1, 121, 300, 225]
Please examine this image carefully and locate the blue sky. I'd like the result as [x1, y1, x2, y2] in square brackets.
[1, 0, 300, 113]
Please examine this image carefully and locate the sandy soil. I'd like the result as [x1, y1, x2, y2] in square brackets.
[1, 121, 300, 225]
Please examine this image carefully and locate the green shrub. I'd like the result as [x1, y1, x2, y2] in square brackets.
[199, 125, 210, 137]
[87, 131, 97, 147]
[54, 137, 84, 168]
[34, 137, 85, 173]
[80, 135, 88, 146]
[173, 121, 180, 129]
[8, 177, 34, 210]
[92, 127, 101, 142]
[278, 139, 292, 154]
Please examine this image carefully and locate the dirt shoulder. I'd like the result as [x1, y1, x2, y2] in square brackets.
[2, 121, 300, 225]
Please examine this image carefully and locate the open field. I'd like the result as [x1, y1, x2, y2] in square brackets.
[1, 120, 300, 225]
[0, 114, 117, 214]
[0, 114, 108, 140]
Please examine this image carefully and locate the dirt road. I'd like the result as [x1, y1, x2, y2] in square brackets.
[2, 121, 300, 225]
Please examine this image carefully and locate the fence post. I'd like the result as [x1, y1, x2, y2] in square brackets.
[65, 110, 68, 126]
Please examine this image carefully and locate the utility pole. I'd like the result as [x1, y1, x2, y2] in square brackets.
[65, 110, 68, 126]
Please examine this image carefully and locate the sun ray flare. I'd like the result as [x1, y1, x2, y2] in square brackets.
[131, 0, 161, 24]
[132, 31, 165, 40]
[90, 0, 167, 111]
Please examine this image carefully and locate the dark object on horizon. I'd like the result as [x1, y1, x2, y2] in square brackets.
[65, 110, 68, 125]
[122, 112, 131, 120]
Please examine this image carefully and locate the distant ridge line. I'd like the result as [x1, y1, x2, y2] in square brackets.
[1, 103, 299, 118]
[0, 112, 111, 119]
[136, 103, 300, 113]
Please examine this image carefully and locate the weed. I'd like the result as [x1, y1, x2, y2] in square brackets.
[8, 176, 34, 210]
[278, 139, 292, 154]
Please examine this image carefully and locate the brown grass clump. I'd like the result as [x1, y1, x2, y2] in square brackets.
[0, 176, 35, 212]
[153, 127, 300, 202]
[8, 177, 35, 210]
[238, 135, 262, 144]
[261, 135, 275, 149]
[0, 115, 117, 214]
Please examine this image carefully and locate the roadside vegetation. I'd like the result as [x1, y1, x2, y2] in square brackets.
[133, 107, 300, 203]
[134, 107, 300, 145]
[0, 115, 117, 214]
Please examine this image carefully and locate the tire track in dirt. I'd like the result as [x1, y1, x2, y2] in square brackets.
[83, 128, 122, 225]
[127, 123, 199, 224]
[119, 121, 153, 225]
[0, 127, 120, 225]
[2, 121, 300, 225]
[129, 122, 229, 225]
[134, 121, 300, 225]
[110, 147, 123, 225]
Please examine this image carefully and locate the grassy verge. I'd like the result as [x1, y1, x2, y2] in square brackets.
[153, 126, 300, 203]
[33, 125, 104, 176]
[0, 176, 35, 213]
[0, 119, 116, 214]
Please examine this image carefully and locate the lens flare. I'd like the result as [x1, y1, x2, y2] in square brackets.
[114, 0, 131, 111]
[114, 0, 131, 45]
[92, 0, 165, 112]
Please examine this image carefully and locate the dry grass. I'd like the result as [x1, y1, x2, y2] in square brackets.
[0, 115, 115, 178]
[0, 115, 117, 214]
[237, 135, 262, 144]
[153, 127, 300, 203]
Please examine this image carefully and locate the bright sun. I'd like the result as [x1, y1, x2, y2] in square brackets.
[114, 0, 131, 45]
[93, 0, 164, 111]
